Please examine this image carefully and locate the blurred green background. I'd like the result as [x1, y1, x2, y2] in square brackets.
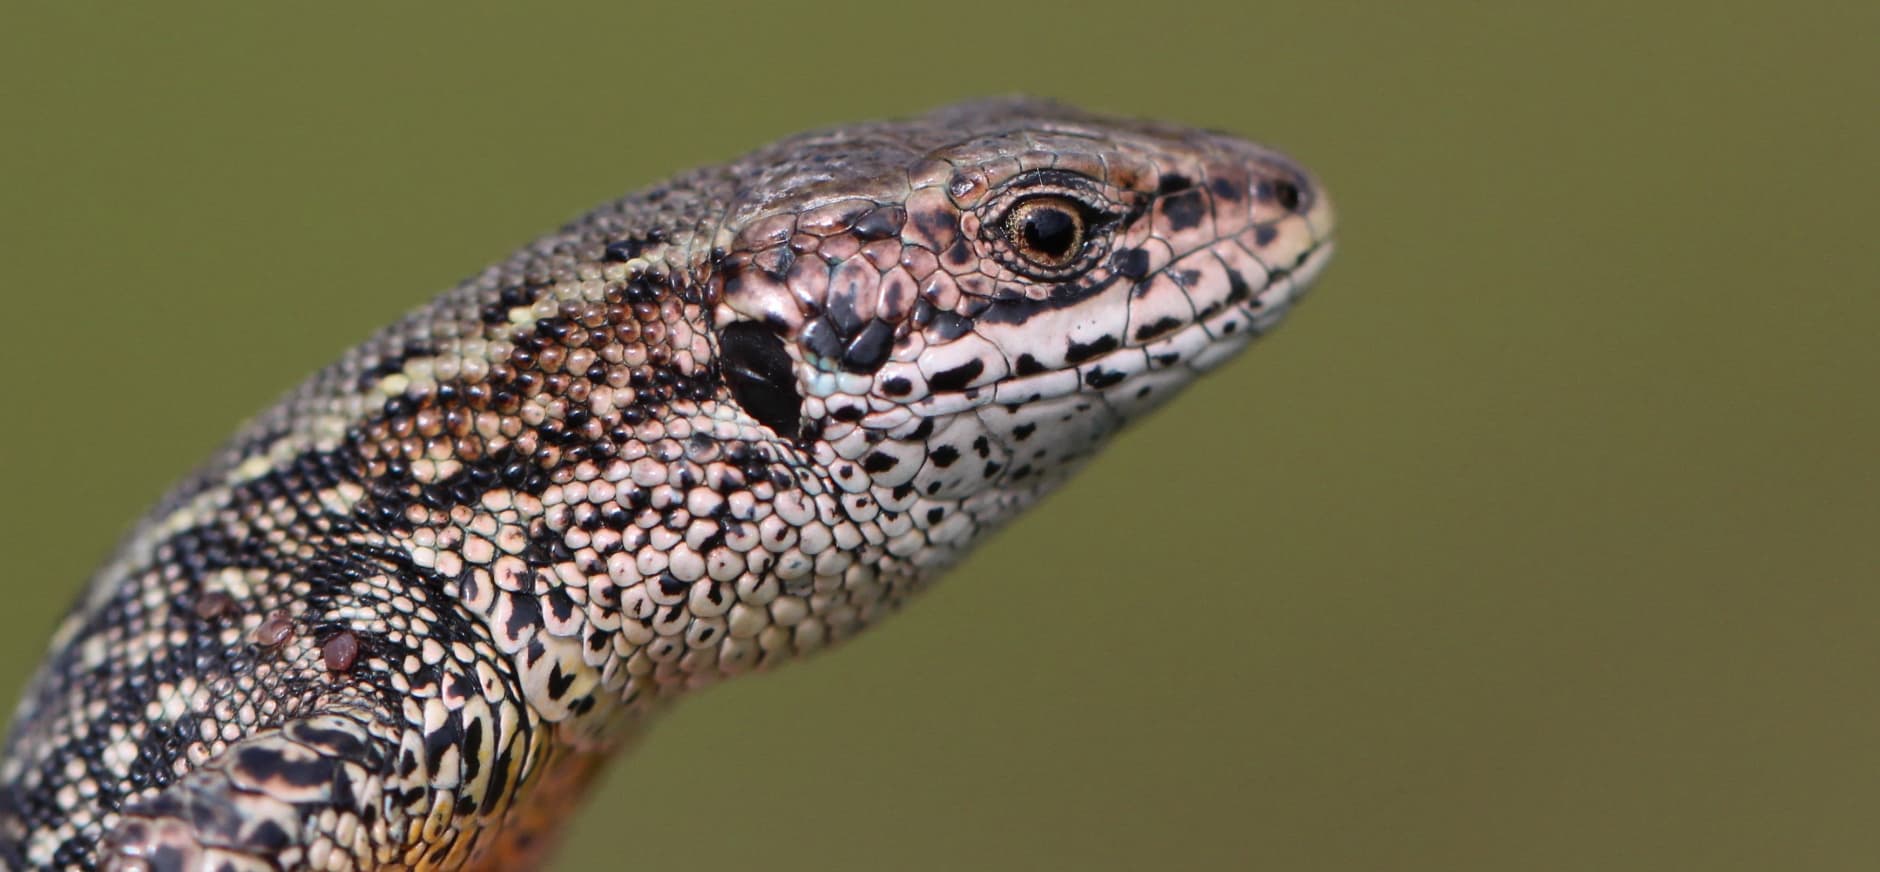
[2, 2, 1875, 870]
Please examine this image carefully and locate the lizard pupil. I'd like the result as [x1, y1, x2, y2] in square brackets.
[1007, 197, 1085, 265]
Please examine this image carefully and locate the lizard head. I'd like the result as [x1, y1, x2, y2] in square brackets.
[708, 98, 1335, 527]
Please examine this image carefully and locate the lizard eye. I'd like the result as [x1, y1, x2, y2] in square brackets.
[1003, 197, 1086, 268]
[974, 170, 1123, 293]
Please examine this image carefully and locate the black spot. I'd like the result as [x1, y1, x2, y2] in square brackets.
[1161, 190, 1205, 231]
[719, 321, 802, 438]
[929, 310, 974, 341]
[546, 587, 577, 625]
[456, 716, 484, 774]
[927, 358, 984, 393]
[926, 507, 945, 523]
[290, 723, 370, 759]
[246, 820, 292, 853]
[914, 208, 955, 245]
[657, 573, 688, 597]
[907, 418, 935, 441]
[1210, 177, 1243, 202]
[799, 318, 847, 362]
[1013, 423, 1037, 441]
[1254, 225, 1278, 247]
[1135, 317, 1184, 342]
[235, 745, 333, 790]
[942, 237, 975, 270]
[424, 716, 462, 774]
[355, 343, 437, 389]
[481, 751, 511, 815]
[1157, 173, 1194, 194]
[497, 284, 539, 308]
[852, 206, 905, 240]
[863, 452, 898, 473]
[1085, 368, 1127, 389]
[882, 376, 913, 397]
[825, 288, 864, 335]
[1014, 354, 1046, 375]
[547, 664, 579, 699]
[841, 319, 895, 373]
[1272, 179, 1303, 211]
[503, 592, 540, 641]
[1225, 269, 1253, 303]
[931, 445, 960, 468]
[1064, 335, 1119, 365]
[979, 295, 1056, 325]
[602, 238, 645, 262]
[1111, 248, 1150, 280]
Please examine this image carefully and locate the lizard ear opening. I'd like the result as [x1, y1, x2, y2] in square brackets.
[718, 320, 802, 438]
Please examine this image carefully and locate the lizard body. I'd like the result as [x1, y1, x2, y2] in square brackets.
[0, 98, 1334, 870]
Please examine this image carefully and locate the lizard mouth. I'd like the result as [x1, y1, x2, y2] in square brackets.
[853, 235, 1334, 434]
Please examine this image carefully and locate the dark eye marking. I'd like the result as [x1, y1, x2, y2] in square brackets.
[718, 321, 801, 437]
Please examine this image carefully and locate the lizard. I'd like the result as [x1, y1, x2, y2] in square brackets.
[0, 97, 1335, 871]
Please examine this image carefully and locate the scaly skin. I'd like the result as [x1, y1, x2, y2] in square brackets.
[0, 98, 1335, 871]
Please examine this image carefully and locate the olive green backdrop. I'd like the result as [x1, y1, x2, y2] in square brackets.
[2, 3, 1875, 870]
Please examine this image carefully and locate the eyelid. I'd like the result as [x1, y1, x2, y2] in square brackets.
[983, 172, 1124, 231]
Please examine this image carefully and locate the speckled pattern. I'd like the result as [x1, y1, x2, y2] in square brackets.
[0, 98, 1335, 871]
